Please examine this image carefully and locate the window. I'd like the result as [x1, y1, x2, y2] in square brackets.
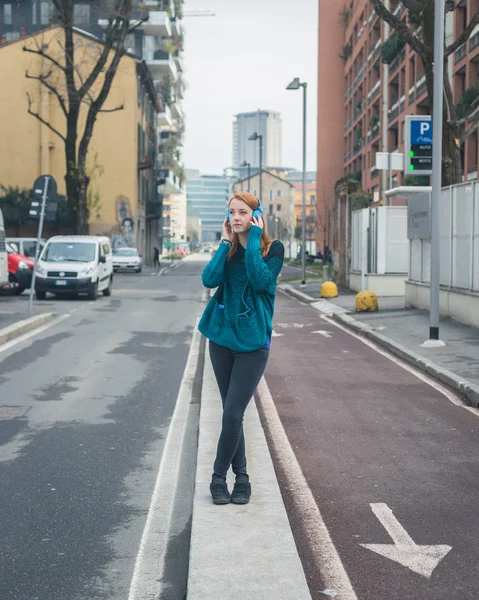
[73, 4, 90, 26]
[32, 1, 37, 25]
[5, 31, 20, 41]
[269, 189, 273, 201]
[277, 204, 281, 212]
[40, 1, 51, 25]
[4, 4, 12, 25]
[253, 189, 257, 197]
[277, 189, 282, 197]
[269, 204, 273, 216]
[310, 194, 316, 205]
[310, 209, 316, 219]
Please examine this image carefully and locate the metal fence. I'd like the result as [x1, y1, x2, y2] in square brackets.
[410, 181, 479, 292]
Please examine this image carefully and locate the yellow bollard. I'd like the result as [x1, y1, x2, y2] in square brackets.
[355, 290, 379, 312]
[320, 281, 338, 298]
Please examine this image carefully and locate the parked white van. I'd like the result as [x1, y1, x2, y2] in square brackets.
[0, 210, 8, 289]
[35, 236, 113, 300]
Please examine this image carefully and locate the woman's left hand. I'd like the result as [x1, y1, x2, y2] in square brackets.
[251, 215, 264, 230]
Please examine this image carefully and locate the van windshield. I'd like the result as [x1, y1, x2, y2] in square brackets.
[43, 242, 96, 263]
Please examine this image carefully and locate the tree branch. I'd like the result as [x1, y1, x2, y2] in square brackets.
[27, 92, 66, 142]
[370, 0, 427, 56]
[23, 46, 66, 73]
[96, 104, 124, 113]
[25, 69, 68, 116]
[445, 10, 479, 57]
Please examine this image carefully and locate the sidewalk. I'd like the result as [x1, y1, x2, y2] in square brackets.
[280, 282, 479, 407]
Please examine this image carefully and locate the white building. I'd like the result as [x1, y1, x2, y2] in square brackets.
[232, 110, 282, 170]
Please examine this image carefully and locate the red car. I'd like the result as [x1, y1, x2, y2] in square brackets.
[6, 243, 34, 294]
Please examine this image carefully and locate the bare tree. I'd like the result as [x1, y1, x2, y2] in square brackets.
[370, 0, 479, 186]
[23, 0, 143, 233]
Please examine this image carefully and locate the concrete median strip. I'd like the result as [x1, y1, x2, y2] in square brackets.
[332, 312, 479, 409]
[187, 352, 312, 600]
[0, 313, 54, 346]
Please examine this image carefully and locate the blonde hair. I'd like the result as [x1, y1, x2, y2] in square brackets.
[226, 192, 273, 259]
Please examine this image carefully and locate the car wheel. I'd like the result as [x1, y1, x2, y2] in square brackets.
[136, 268, 142, 273]
[103, 276, 112, 297]
[88, 281, 98, 301]
[35, 290, 46, 300]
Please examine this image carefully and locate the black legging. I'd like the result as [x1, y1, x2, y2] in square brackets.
[209, 340, 269, 479]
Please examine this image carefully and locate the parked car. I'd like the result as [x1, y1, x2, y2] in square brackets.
[112, 247, 143, 273]
[6, 237, 45, 261]
[6, 242, 34, 294]
[35, 236, 113, 300]
[0, 210, 8, 291]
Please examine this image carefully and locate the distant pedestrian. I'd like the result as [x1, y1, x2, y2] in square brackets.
[198, 192, 284, 505]
[153, 246, 160, 269]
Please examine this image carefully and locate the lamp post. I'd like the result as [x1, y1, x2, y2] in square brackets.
[286, 77, 307, 286]
[248, 132, 263, 203]
[241, 160, 251, 192]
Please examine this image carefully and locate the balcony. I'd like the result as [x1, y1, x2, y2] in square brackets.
[159, 104, 173, 127]
[145, 50, 178, 80]
[173, 49, 183, 72]
[470, 24, 479, 51]
[388, 100, 399, 121]
[408, 84, 415, 105]
[371, 80, 381, 102]
[399, 94, 405, 114]
[467, 168, 478, 181]
[416, 75, 427, 98]
[455, 43, 467, 63]
[157, 167, 184, 194]
[99, 8, 171, 37]
[370, 166, 379, 179]
[170, 101, 183, 120]
[389, 49, 405, 76]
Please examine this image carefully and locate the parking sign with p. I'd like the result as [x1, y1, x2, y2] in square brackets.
[405, 115, 433, 176]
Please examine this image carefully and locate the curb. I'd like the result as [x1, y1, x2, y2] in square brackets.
[0, 313, 55, 346]
[332, 312, 479, 409]
[279, 284, 316, 303]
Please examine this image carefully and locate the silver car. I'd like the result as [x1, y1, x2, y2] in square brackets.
[112, 248, 143, 273]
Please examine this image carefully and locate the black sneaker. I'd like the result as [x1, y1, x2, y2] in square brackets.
[210, 477, 231, 505]
[231, 475, 251, 504]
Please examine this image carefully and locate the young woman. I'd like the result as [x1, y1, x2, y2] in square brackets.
[198, 192, 284, 505]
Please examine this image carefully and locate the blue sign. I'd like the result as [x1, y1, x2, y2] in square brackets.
[405, 116, 433, 175]
[410, 119, 432, 144]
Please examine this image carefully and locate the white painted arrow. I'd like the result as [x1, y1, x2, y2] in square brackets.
[360, 503, 452, 579]
[271, 330, 284, 337]
[312, 330, 332, 338]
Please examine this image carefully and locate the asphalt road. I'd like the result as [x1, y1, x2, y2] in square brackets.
[0, 260, 207, 600]
[263, 291, 479, 600]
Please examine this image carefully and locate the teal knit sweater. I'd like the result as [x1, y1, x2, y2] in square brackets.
[198, 226, 285, 352]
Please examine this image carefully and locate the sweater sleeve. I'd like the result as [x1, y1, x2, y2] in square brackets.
[201, 242, 229, 288]
[245, 227, 285, 293]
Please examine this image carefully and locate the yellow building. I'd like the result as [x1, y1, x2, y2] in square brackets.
[0, 26, 160, 262]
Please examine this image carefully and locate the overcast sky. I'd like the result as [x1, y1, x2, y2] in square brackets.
[182, 0, 318, 176]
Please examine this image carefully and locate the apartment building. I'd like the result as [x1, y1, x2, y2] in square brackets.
[317, 0, 479, 245]
[0, 27, 160, 261]
[0, 0, 186, 252]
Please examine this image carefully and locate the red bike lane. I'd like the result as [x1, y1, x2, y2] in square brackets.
[259, 291, 479, 600]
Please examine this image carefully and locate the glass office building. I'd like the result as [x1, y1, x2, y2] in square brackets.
[186, 175, 231, 243]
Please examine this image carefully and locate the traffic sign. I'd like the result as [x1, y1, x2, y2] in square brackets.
[30, 175, 58, 220]
[405, 116, 432, 175]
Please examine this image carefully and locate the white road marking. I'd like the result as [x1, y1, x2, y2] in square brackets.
[360, 503, 452, 579]
[276, 322, 305, 328]
[128, 323, 202, 600]
[312, 330, 332, 338]
[321, 314, 479, 417]
[272, 330, 284, 337]
[256, 377, 358, 600]
[0, 314, 71, 356]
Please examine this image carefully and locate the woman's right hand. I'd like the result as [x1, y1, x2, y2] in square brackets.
[222, 218, 233, 242]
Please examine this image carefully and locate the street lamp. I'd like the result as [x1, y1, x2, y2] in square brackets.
[241, 160, 251, 192]
[248, 132, 263, 203]
[286, 77, 307, 286]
